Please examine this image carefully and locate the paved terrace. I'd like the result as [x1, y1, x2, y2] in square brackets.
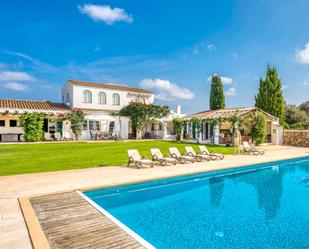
[0, 145, 308, 249]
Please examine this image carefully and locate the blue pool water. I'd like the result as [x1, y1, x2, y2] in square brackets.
[85, 157, 309, 249]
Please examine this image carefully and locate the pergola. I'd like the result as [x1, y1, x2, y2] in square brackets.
[183, 107, 279, 144]
[0, 99, 70, 142]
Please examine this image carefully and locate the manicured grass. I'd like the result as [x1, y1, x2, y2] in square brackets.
[0, 141, 235, 176]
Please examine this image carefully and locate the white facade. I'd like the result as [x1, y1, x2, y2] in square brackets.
[61, 80, 180, 140]
[0, 105, 70, 142]
[0, 81, 183, 142]
[61, 81, 155, 111]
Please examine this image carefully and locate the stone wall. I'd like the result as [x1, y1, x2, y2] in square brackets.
[283, 130, 309, 147]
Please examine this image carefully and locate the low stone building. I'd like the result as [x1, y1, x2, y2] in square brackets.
[184, 107, 283, 145]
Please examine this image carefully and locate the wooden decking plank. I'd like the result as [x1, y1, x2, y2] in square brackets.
[29, 192, 145, 249]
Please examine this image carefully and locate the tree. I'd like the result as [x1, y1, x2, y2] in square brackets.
[290, 121, 309, 130]
[241, 112, 266, 145]
[172, 118, 185, 141]
[209, 75, 225, 110]
[299, 100, 309, 115]
[285, 104, 308, 125]
[250, 112, 266, 145]
[65, 109, 85, 140]
[118, 102, 170, 139]
[255, 65, 285, 124]
[20, 113, 44, 142]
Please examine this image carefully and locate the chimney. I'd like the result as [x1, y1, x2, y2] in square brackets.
[176, 105, 181, 115]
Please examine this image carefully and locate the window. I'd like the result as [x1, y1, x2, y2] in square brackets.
[112, 93, 120, 105]
[83, 121, 88, 130]
[109, 121, 115, 133]
[10, 120, 17, 127]
[62, 95, 65, 103]
[83, 90, 92, 103]
[95, 121, 100, 130]
[98, 92, 106, 105]
[89, 120, 94, 130]
[66, 93, 69, 103]
[0, 120, 5, 127]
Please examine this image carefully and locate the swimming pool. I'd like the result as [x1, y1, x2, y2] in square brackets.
[83, 157, 309, 249]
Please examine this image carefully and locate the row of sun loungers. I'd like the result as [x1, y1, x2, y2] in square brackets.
[127, 146, 224, 168]
[127, 142, 265, 168]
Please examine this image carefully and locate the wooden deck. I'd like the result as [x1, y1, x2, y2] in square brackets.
[29, 192, 145, 249]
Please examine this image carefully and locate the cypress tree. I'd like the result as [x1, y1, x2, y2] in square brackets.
[209, 75, 225, 110]
[255, 65, 285, 124]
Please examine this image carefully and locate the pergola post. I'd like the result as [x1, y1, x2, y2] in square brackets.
[213, 123, 220, 144]
[162, 121, 167, 139]
[198, 120, 203, 143]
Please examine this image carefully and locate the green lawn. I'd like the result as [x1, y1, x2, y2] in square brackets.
[0, 141, 234, 176]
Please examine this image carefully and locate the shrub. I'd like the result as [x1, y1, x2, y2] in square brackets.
[64, 109, 85, 140]
[20, 113, 44, 142]
[251, 112, 266, 145]
[284, 104, 308, 125]
[172, 118, 185, 141]
[290, 121, 309, 130]
[118, 103, 170, 139]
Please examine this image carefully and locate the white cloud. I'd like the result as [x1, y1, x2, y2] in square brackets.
[225, 87, 236, 96]
[2, 82, 29, 91]
[192, 46, 199, 55]
[0, 71, 33, 81]
[207, 74, 233, 85]
[94, 46, 101, 52]
[78, 4, 133, 25]
[192, 42, 216, 55]
[296, 42, 309, 64]
[282, 85, 289, 90]
[207, 44, 216, 51]
[303, 81, 309, 86]
[5, 51, 58, 73]
[0, 63, 7, 69]
[232, 53, 239, 60]
[139, 79, 194, 100]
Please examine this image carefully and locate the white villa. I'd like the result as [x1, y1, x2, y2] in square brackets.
[0, 79, 283, 145]
[61, 80, 183, 140]
[0, 80, 183, 142]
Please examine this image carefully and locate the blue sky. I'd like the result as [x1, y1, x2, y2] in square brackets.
[1, 0, 309, 113]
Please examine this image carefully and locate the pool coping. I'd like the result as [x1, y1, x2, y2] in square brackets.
[19, 197, 51, 249]
[78, 155, 309, 193]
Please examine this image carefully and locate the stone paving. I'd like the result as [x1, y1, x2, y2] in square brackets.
[0, 145, 308, 249]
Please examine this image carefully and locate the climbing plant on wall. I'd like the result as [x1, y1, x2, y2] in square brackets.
[118, 102, 170, 139]
[20, 113, 44, 142]
[250, 112, 266, 145]
[63, 109, 85, 140]
[172, 117, 185, 141]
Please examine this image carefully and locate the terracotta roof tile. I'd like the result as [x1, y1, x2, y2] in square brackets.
[186, 107, 278, 121]
[68, 80, 153, 94]
[0, 99, 69, 112]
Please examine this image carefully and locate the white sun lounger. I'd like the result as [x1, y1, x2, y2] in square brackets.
[150, 148, 177, 166]
[169, 147, 195, 164]
[127, 149, 154, 168]
[242, 141, 265, 155]
[198, 145, 224, 160]
[185, 146, 210, 162]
